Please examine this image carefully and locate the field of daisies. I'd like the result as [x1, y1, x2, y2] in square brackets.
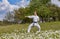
[0, 21, 60, 39]
[0, 30, 60, 39]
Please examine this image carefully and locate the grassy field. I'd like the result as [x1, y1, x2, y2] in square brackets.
[0, 21, 60, 39]
[0, 21, 60, 33]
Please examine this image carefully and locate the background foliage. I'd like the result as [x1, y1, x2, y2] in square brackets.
[2, 0, 60, 24]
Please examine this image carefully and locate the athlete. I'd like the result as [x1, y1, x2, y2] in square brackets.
[25, 11, 41, 33]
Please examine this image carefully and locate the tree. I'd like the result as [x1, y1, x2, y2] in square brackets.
[47, 4, 59, 21]
[4, 12, 14, 22]
[14, 0, 60, 23]
[14, 7, 33, 23]
[29, 0, 51, 22]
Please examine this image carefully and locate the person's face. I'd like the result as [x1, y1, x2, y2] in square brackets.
[34, 11, 37, 16]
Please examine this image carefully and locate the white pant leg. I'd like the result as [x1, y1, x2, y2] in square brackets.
[28, 23, 33, 33]
[34, 23, 41, 32]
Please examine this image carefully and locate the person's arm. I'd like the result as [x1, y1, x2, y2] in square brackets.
[25, 15, 34, 18]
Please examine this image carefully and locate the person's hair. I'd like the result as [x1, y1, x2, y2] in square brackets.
[34, 10, 37, 12]
[34, 10, 39, 15]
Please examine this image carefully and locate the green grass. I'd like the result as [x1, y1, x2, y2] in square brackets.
[0, 21, 60, 34]
[41, 21, 60, 30]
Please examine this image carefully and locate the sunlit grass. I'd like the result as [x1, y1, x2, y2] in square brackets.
[0, 21, 60, 33]
[0, 21, 60, 39]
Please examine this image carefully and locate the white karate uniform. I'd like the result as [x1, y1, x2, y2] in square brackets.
[27, 15, 41, 33]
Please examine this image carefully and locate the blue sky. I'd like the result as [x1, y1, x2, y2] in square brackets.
[0, 0, 30, 21]
[0, 0, 60, 21]
[8, 0, 21, 4]
[0, 0, 29, 4]
[8, 0, 29, 5]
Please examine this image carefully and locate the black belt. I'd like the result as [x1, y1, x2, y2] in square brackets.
[33, 22, 37, 23]
[33, 22, 37, 26]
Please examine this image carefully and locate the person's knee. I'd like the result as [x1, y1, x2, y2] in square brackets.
[37, 25, 40, 28]
[28, 25, 33, 29]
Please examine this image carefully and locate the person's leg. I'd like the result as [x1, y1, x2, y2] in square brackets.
[35, 23, 41, 32]
[27, 23, 33, 33]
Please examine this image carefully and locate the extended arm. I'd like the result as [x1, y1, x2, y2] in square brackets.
[25, 16, 34, 18]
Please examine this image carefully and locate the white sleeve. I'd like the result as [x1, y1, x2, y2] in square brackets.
[38, 17, 39, 21]
[27, 16, 34, 18]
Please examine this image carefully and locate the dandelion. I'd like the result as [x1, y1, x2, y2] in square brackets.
[0, 30, 60, 39]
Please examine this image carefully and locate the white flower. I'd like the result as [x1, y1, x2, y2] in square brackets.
[0, 30, 60, 39]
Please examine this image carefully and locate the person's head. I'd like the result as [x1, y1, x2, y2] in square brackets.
[34, 11, 37, 16]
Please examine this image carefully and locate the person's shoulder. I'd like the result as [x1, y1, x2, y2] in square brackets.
[37, 15, 39, 17]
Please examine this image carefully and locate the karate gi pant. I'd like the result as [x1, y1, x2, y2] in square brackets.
[28, 23, 41, 33]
